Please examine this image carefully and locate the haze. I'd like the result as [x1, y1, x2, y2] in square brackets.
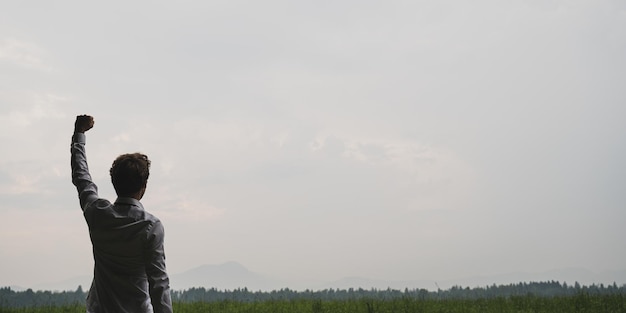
[1, 0, 625, 289]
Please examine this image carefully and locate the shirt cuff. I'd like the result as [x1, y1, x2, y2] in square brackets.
[72, 132, 86, 143]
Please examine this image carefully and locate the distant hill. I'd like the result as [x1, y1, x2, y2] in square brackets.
[33, 276, 91, 292]
[318, 276, 436, 291]
[170, 261, 284, 291]
[8, 263, 626, 292]
[441, 268, 626, 289]
[171, 264, 626, 291]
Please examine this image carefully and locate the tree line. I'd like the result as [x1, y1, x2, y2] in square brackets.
[1, 281, 624, 308]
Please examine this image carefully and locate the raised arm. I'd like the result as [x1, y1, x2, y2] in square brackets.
[71, 115, 99, 210]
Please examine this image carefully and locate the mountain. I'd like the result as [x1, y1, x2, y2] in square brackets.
[9, 264, 626, 292]
[318, 276, 436, 291]
[289, 268, 626, 291]
[441, 268, 626, 289]
[32, 276, 91, 292]
[170, 261, 284, 291]
[172, 264, 626, 292]
[12, 262, 281, 292]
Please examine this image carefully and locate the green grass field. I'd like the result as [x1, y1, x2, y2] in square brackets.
[1, 293, 625, 313]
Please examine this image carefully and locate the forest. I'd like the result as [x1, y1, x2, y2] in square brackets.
[1, 281, 624, 308]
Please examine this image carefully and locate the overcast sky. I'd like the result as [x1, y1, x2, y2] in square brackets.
[1, 0, 625, 289]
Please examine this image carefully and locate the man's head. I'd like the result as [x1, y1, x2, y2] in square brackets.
[110, 153, 151, 199]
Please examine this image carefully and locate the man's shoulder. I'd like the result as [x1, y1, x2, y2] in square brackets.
[128, 206, 163, 232]
[142, 209, 162, 224]
[83, 198, 116, 227]
[83, 198, 113, 214]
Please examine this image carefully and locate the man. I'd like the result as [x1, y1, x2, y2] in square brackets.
[71, 115, 172, 313]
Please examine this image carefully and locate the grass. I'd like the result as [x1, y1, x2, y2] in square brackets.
[1, 293, 624, 313]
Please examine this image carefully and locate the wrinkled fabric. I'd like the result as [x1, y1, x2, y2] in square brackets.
[71, 133, 172, 313]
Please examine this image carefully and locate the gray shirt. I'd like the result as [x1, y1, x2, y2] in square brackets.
[71, 133, 172, 313]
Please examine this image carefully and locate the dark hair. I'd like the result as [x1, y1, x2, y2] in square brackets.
[110, 153, 150, 197]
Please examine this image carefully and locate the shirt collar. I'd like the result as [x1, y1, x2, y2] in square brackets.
[114, 197, 144, 209]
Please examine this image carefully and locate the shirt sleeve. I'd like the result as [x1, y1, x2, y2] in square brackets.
[145, 221, 173, 313]
[71, 132, 99, 210]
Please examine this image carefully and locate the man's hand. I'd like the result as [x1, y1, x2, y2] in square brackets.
[75, 115, 94, 133]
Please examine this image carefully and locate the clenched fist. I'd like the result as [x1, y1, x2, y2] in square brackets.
[75, 115, 94, 133]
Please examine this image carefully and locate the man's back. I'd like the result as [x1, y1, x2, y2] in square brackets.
[71, 115, 172, 313]
[85, 198, 169, 312]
